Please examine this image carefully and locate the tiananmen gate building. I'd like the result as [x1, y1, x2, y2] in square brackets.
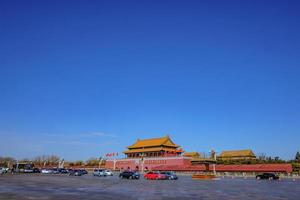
[124, 136, 183, 158]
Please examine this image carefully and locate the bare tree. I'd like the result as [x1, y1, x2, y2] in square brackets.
[47, 155, 60, 166]
[74, 160, 84, 166]
[0, 157, 16, 167]
[31, 155, 60, 166]
[295, 151, 300, 162]
[86, 157, 100, 166]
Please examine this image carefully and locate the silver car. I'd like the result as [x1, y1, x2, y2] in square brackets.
[104, 170, 113, 176]
[41, 168, 54, 174]
[93, 169, 106, 176]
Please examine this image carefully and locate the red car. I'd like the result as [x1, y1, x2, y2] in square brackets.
[144, 172, 167, 180]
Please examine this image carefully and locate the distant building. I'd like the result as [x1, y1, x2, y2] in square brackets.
[183, 152, 200, 158]
[218, 149, 256, 161]
[123, 135, 183, 158]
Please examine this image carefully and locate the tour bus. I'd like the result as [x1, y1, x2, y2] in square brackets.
[12, 163, 34, 173]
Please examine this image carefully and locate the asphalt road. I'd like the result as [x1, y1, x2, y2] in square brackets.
[0, 173, 299, 200]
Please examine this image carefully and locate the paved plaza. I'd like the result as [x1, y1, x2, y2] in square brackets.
[0, 174, 299, 200]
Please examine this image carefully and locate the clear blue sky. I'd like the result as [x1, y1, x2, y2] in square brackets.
[0, 0, 299, 160]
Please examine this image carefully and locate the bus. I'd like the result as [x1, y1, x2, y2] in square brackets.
[12, 163, 34, 173]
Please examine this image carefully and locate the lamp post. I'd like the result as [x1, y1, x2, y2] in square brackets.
[113, 158, 116, 171]
[141, 153, 145, 174]
[98, 157, 103, 169]
[210, 149, 217, 175]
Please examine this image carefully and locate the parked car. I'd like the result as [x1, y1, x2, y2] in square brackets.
[24, 169, 34, 173]
[144, 172, 167, 180]
[93, 169, 106, 176]
[104, 170, 113, 176]
[58, 168, 68, 174]
[160, 171, 178, 180]
[79, 169, 88, 175]
[69, 169, 83, 176]
[0, 167, 9, 174]
[41, 168, 54, 174]
[33, 168, 41, 173]
[119, 171, 140, 179]
[52, 168, 60, 174]
[256, 173, 279, 180]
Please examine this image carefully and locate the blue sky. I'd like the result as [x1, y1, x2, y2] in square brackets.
[0, 0, 299, 160]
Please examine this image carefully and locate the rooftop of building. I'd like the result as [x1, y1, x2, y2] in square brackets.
[127, 135, 179, 149]
[219, 149, 256, 158]
[183, 152, 201, 157]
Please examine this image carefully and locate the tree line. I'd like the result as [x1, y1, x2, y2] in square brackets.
[0, 155, 105, 168]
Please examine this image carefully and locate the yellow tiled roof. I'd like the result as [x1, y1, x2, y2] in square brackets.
[124, 147, 178, 154]
[184, 152, 200, 157]
[127, 136, 179, 149]
[219, 149, 256, 158]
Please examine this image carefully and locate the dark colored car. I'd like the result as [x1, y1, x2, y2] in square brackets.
[119, 171, 140, 179]
[52, 168, 60, 174]
[256, 173, 279, 180]
[79, 169, 88, 175]
[160, 171, 178, 180]
[69, 169, 83, 176]
[33, 168, 41, 173]
[58, 168, 68, 174]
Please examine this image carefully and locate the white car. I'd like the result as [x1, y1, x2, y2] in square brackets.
[24, 169, 34, 173]
[93, 169, 106, 176]
[41, 168, 53, 174]
[104, 170, 113, 176]
[0, 167, 9, 174]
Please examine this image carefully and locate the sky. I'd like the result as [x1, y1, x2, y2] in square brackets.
[0, 0, 299, 161]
